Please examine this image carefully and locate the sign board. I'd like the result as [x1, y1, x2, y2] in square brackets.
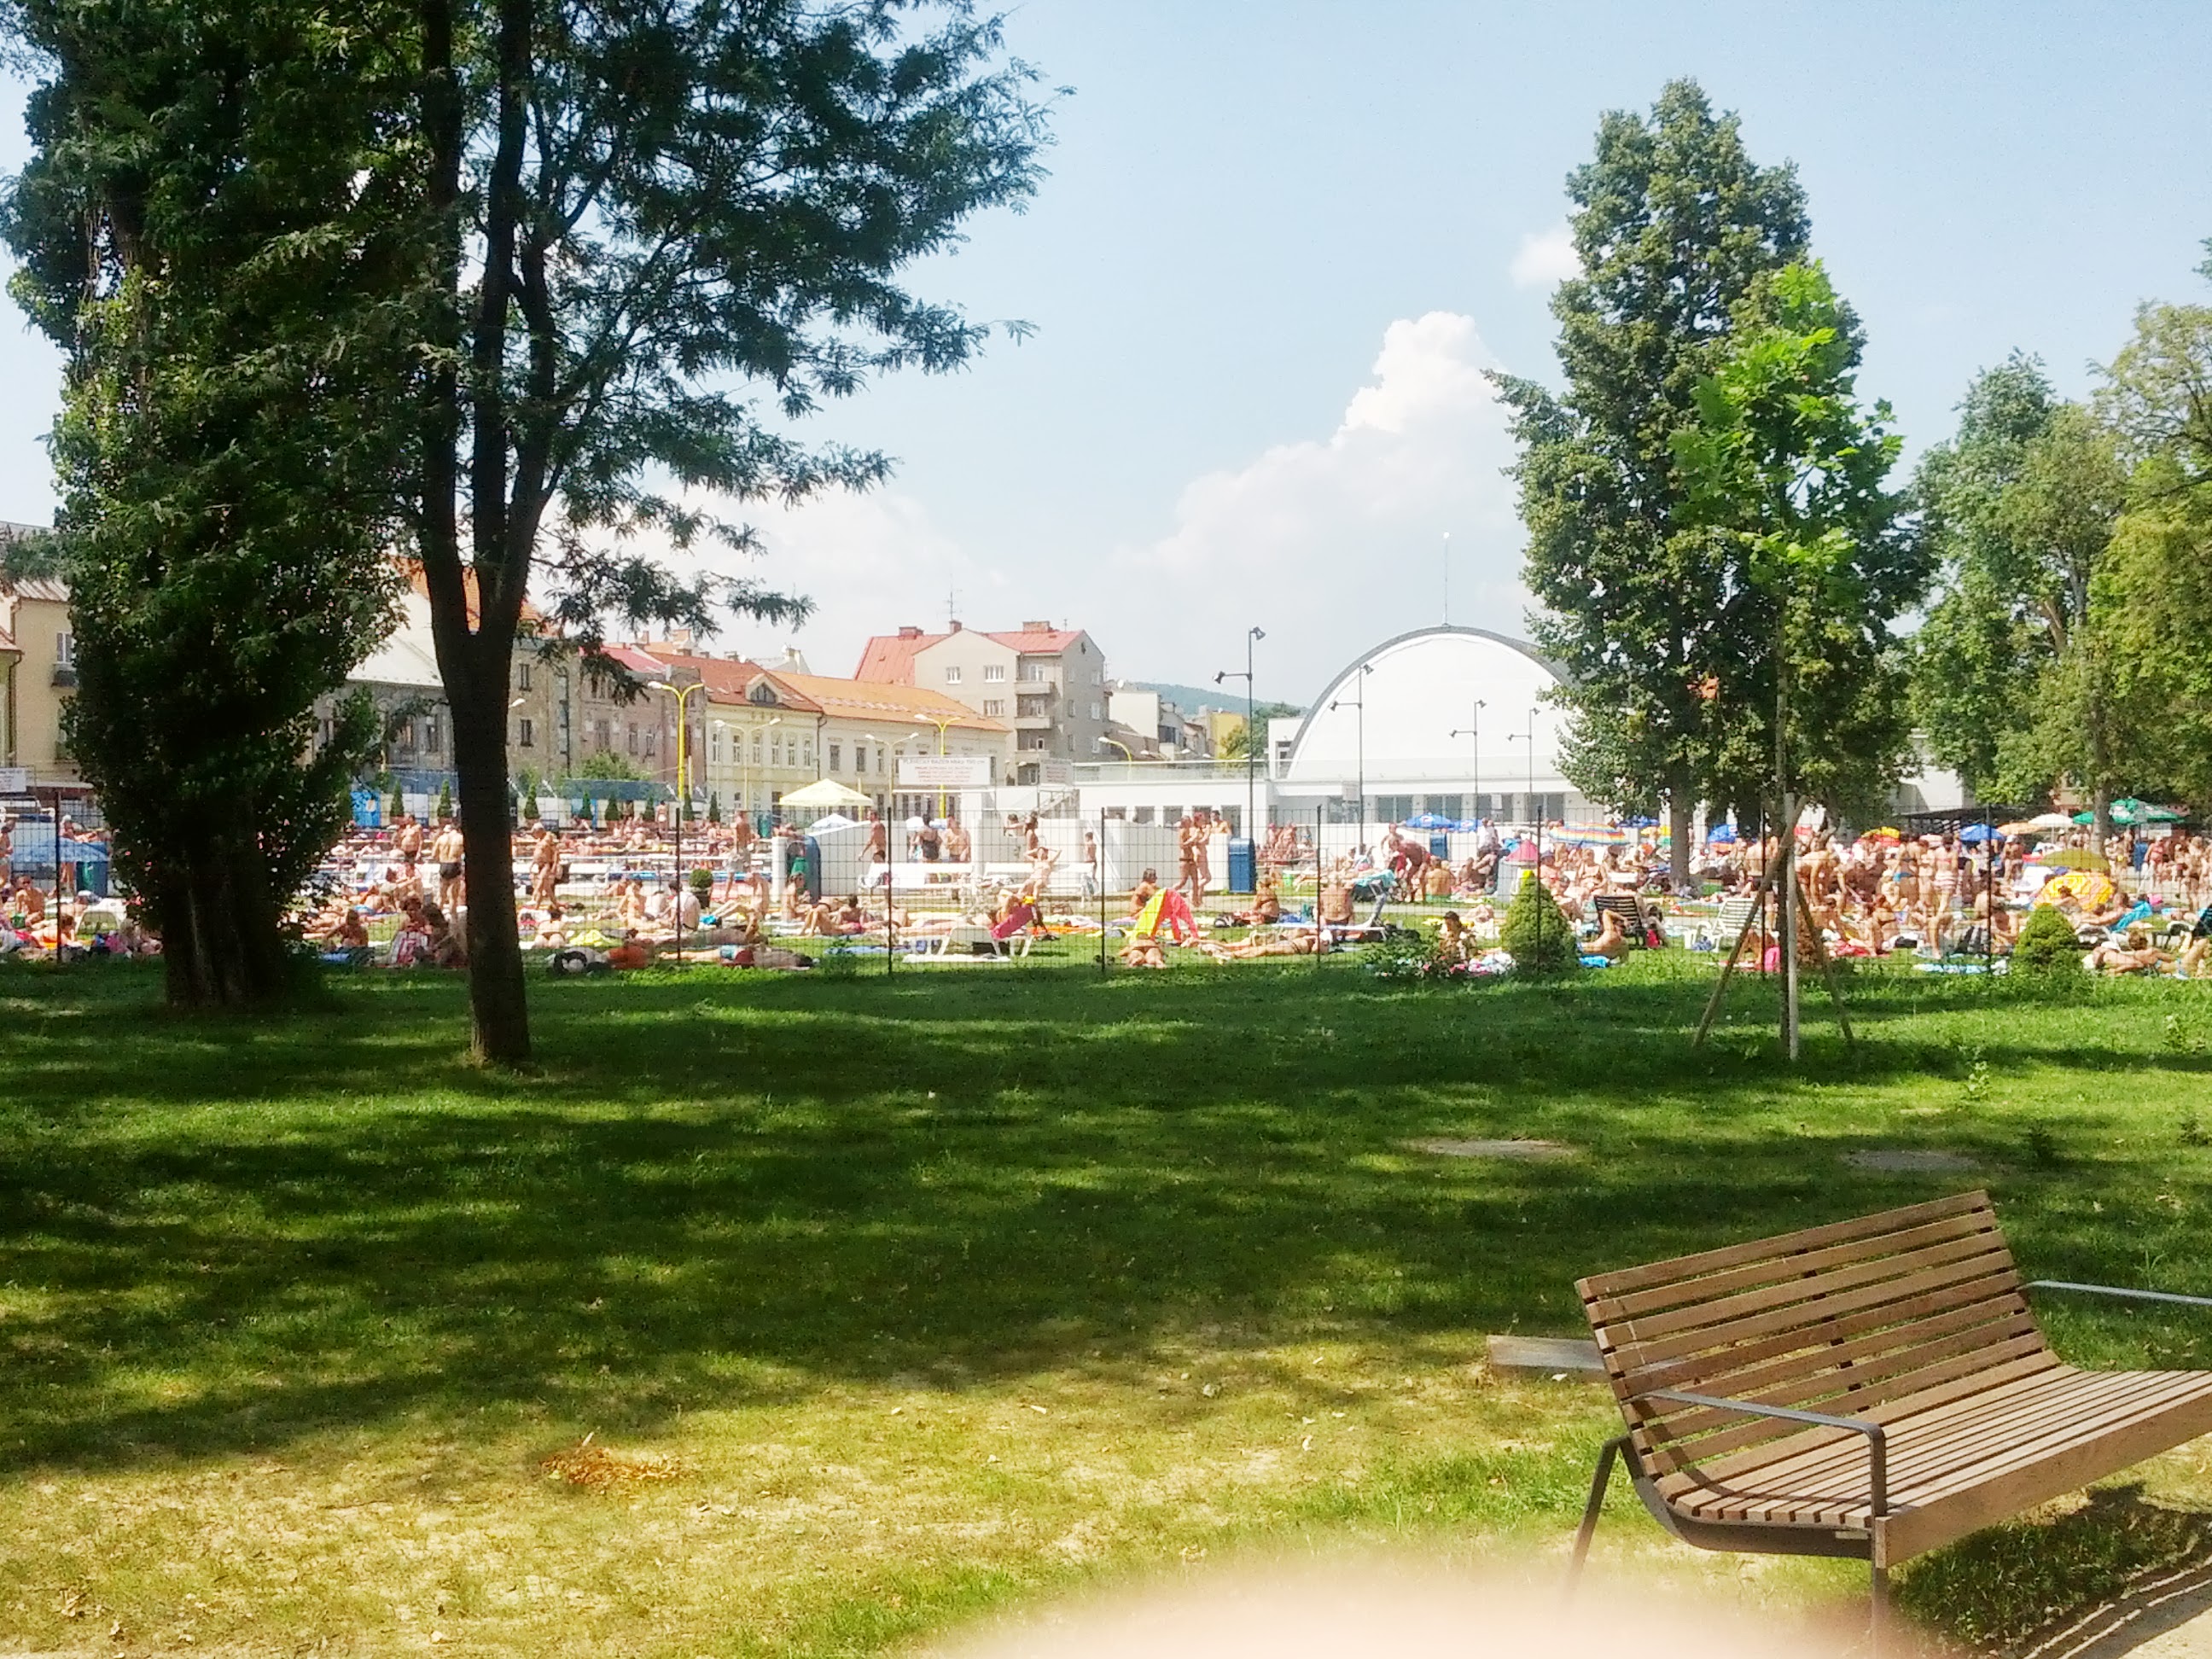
[896, 754, 990, 789]
[0, 767, 29, 795]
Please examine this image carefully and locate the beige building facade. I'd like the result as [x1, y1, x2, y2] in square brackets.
[854, 620, 1108, 784]
[1, 573, 78, 786]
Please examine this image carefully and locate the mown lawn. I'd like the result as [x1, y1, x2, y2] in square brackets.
[7, 952, 2212, 1655]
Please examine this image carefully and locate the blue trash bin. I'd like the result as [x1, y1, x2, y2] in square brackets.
[1226, 836, 1255, 894]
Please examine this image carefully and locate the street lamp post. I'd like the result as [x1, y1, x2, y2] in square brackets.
[1448, 699, 1487, 823]
[1327, 662, 1373, 853]
[648, 678, 706, 965]
[1213, 626, 1265, 864]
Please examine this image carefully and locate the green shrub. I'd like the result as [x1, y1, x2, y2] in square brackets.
[1360, 929, 1439, 981]
[688, 867, 714, 900]
[707, 793, 722, 824]
[2011, 904, 2082, 977]
[1499, 872, 1579, 977]
[434, 777, 454, 821]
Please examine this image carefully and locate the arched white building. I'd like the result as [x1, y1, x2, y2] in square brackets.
[1278, 626, 1584, 826]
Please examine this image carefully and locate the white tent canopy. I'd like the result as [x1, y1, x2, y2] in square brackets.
[779, 779, 875, 812]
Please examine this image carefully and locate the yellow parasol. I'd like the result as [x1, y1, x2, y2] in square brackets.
[2036, 870, 2116, 910]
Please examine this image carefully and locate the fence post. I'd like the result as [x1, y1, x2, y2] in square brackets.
[1098, 809, 1109, 976]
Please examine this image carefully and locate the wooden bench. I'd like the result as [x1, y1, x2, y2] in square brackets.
[1568, 1191, 2212, 1644]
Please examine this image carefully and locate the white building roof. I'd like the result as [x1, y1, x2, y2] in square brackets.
[1283, 626, 1574, 795]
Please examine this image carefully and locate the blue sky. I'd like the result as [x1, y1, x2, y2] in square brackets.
[0, 2, 2206, 702]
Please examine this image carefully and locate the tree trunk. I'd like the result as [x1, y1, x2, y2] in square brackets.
[1668, 771, 1694, 891]
[451, 668, 531, 1064]
[158, 804, 293, 1007]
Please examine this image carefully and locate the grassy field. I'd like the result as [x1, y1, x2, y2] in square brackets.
[8, 951, 2212, 1655]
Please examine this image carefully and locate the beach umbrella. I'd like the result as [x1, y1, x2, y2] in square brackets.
[1505, 841, 1540, 864]
[2042, 847, 2110, 873]
[2038, 870, 2117, 908]
[2029, 812, 2074, 830]
[1558, 824, 1629, 846]
[1996, 820, 2043, 837]
[1706, 824, 1738, 844]
[1958, 823, 2000, 844]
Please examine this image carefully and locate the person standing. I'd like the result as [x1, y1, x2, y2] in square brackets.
[1080, 827, 1100, 899]
[432, 816, 467, 910]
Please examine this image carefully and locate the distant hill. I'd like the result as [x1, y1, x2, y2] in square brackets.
[1131, 680, 1303, 719]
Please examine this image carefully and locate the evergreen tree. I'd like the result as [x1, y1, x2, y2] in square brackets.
[4, 0, 414, 1004]
[1493, 79, 1807, 882]
[1499, 871, 1577, 977]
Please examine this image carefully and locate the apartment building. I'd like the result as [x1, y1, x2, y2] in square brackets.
[638, 648, 1010, 822]
[854, 620, 1108, 784]
[0, 568, 76, 786]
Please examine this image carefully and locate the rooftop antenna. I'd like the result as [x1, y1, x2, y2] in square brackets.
[946, 587, 959, 629]
[1441, 531, 1452, 626]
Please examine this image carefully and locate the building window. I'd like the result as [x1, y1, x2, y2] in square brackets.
[751, 735, 762, 764]
[425, 715, 442, 755]
[54, 631, 75, 668]
[802, 742, 813, 766]
[517, 717, 536, 748]
[944, 666, 962, 684]
[1089, 702, 1102, 720]
[982, 664, 1004, 683]
[516, 661, 532, 691]
[829, 743, 841, 772]
[626, 722, 638, 754]
[643, 728, 658, 757]
[983, 699, 1004, 717]
[877, 748, 886, 774]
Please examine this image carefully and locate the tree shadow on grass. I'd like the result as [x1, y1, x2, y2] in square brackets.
[3, 958, 2211, 1476]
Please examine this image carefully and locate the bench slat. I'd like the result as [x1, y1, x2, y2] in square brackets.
[1585, 1211, 2000, 1324]
[1605, 1258, 2022, 1372]
[1576, 1191, 1992, 1302]
[1609, 1230, 2012, 1344]
[1631, 1291, 2037, 1400]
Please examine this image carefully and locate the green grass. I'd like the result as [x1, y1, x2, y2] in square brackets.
[8, 953, 2212, 1653]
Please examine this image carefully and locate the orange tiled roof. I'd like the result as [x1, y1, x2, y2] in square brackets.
[768, 670, 1006, 733]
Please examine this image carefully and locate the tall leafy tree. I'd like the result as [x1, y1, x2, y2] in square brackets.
[1909, 359, 2129, 838]
[1906, 357, 2058, 798]
[1668, 262, 1918, 821]
[410, 0, 1051, 1062]
[1494, 79, 1807, 879]
[4, 0, 416, 1004]
[2092, 278, 2212, 809]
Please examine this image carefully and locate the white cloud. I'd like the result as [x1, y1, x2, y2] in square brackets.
[1114, 311, 1528, 696]
[1510, 223, 1579, 289]
[610, 309, 1534, 703]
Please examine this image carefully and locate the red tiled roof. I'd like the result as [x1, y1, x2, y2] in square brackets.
[853, 628, 940, 682]
[987, 628, 1084, 654]
[853, 625, 1086, 682]
[405, 562, 546, 629]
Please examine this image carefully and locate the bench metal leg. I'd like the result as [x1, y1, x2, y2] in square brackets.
[1870, 1563, 1888, 1658]
[1564, 1435, 1627, 1596]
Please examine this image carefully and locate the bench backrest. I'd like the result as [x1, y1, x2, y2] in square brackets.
[1576, 1191, 2046, 1481]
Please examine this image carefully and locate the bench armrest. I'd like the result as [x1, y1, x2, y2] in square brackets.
[2024, 1280, 2212, 1311]
[1633, 1388, 1889, 1516]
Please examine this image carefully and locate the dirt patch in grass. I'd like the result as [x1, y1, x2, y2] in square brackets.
[538, 1435, 687, 1492]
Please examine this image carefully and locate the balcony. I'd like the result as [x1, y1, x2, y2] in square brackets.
[1012, 713, 1055, 731]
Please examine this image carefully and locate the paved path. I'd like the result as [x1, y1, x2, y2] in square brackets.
[2020, 1564, 2212, 1659]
